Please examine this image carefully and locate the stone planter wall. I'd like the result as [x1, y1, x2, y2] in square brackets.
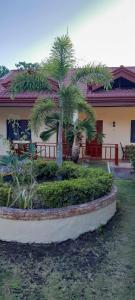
[0, 187, 117, 244]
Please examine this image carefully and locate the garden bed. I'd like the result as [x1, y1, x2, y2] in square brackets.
[0, 186, 117, 243]
[0, 160, 116, 243]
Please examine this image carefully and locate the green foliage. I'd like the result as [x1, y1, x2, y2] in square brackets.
[132, 160, 135, 171]
[0, 151, 37, 209]
[74, 63, 112, 89]
[58, 84, 84, 123]
[37, 172, 113, 208]
[0, 183, 12, 207]
[15, 61, 39, 71]
[11, 174, 37, 209]
[0, 65, 9, 78]
[125, 145, 135, 161]
[78, 167, 108, 178]
[0, 153, 113, 209]
[31, 99, 55, 135]
[33, 159, 59, 180]
[42, 34, 75, 81]
[57, 161, 80, 179]
[40, 112, 59, 142]
[74, 118, 95, 141]
[10, 71, 51, 95]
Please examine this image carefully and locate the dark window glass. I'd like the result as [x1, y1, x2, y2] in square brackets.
[7, 120, 31, 141]
[131, 120, 135, 143]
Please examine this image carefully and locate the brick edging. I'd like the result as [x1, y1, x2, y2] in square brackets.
[0, 186, 117, 221]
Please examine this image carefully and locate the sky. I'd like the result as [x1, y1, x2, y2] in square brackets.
[0, 0, 135, 68]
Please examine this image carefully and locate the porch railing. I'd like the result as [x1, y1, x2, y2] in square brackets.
[80, 143, 118, 165]
[36, 143, 72, 160]
[36, 143, 56, 159]
[12, 142, 119, 165]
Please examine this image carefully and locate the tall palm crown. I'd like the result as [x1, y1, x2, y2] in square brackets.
[48, 35, 75, 81]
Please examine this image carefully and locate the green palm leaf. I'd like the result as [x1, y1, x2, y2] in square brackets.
[73, 63, 112, 89]
[31, 98, 55, 135]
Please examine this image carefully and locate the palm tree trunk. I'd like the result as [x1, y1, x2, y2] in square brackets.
[56, 84, 63, 166]
[71, 135, 80, 163]
[56, 120, 63, 166]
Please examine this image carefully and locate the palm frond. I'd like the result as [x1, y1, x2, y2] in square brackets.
[40, 127, 57, 141]
[77, 100, 95, 123]
[73, 64, 112, 89]
[41, 35, 75, 81]
[44, 112, 59, 128]
[59, 85, 84, 122]
[77, 119, 96, 141]
[30, 98, 55, 134]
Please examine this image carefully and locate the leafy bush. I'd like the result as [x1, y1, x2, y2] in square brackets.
[37, 173, 113, 208]
[126, 145, 135, 161]
[78, 167, 106, 178]
[29, 159, 108, 182]
[57, 161, 80, 179]
[0, 155, 113, 209]
[0, 154, 37, 209]
[33, 159, 59, 180]
[0, 183, 12, 207]
[131, 159, 135, 171]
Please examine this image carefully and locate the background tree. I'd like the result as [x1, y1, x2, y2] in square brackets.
[0, 65, 9, 78]
[15, 61, 39, 71]
[11, 61, 50, 94]
[10, 71, 50, 94]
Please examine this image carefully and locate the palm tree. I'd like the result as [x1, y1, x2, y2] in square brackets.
[40, 35, 75, 166]
[33, 36, 112, 165]
[11, 34, 112, 165]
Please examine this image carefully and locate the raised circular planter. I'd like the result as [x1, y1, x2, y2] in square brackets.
[0, 187, 117, 244]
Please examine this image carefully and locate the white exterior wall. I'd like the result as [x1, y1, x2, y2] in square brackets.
[1, 106, 135, 158]
[80, 107, 135, 159]
[0, 107, 56, 155]
[95, 107, 135, 145]
[95, 107, 135, 159]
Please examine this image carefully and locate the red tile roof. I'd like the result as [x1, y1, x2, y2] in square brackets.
[0, 66, 135, 107]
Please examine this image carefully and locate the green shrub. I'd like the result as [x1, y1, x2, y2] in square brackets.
[0, 157, 113, 209]
[37, 173, 113, 208]
[131, 159, 135, 171]
[78, 167, 106, 178]
[57, 161, 80, 179]
[33, 160, 58, 180]
[0, 183, 12, 206]
[126, 145, 135, 160]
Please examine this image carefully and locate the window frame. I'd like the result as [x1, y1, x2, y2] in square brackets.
[7, 119, 31, 141]
[130, 120, 135, 143]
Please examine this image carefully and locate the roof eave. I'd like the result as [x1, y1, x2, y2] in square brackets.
[87, 95, 135, 107]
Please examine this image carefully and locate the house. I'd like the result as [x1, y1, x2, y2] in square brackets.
[0, 65, 135, 163]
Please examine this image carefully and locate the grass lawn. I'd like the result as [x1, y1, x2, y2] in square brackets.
[0, 179, 135, 299]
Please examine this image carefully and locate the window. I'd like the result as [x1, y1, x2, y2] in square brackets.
[7, 120, 31, 141]
[131, 120, 135, 143]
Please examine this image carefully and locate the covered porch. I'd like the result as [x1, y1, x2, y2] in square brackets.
[12, 141, 119, 166]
